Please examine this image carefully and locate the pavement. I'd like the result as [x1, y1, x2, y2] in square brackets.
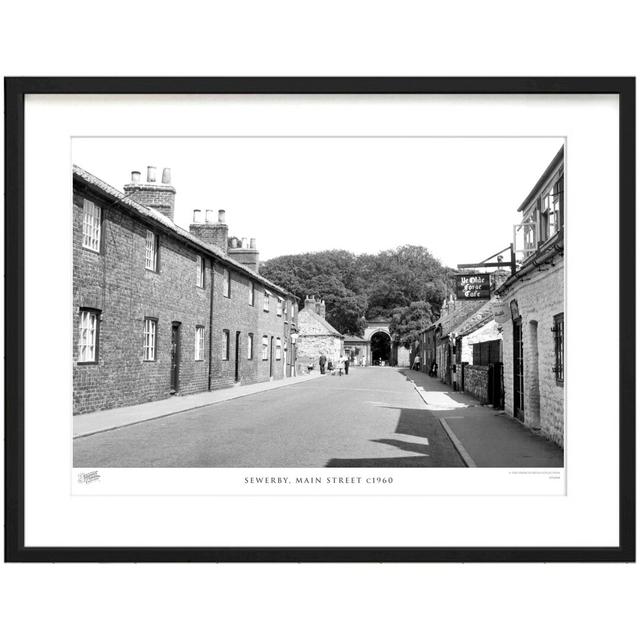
[73, 367, 465, 468]
[402, 368, 564, 468]
[73, 372, 322, 438]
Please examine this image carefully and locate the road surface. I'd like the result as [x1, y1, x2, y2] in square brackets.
[73, 367, 465, 468]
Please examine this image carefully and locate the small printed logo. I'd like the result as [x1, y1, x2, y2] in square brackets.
[77, 470, 101, 484]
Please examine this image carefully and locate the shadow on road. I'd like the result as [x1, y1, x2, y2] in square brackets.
[325, 407, 465, 468]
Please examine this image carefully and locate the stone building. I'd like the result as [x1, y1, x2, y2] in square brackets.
[73, 165, 298, 414]
[296, 296, 344, 369]
[417, 269, 507, 401]
[495, 147, 565, 446]
[453, 301, 503, 406]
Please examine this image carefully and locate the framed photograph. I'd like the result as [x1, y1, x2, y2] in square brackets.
[4, 77, 635, 562]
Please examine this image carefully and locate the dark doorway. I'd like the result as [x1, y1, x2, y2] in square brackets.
[234, 331, 241, 383]
[269, 336, 274, 378]
[170, 322, 181, 393]
[488, 362, 504, 409]
[371, 331, 391, 365]
[513, 318, 524, 420]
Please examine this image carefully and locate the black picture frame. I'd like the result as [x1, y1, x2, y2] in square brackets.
[4, 77, 635, 563]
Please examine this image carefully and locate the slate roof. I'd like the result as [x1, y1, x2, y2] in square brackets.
[73, 164, 295, 298]
[298, 307, 343, 338]
[454, 300, 496, 337]
[343, 334, 368, 343]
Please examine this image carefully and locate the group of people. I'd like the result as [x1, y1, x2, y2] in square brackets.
[319, 354, 350, 376]
[412, 355, 438, 376]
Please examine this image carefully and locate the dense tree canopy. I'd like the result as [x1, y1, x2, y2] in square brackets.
[260, 246, 455, 336]
[388, 301, 435, 349]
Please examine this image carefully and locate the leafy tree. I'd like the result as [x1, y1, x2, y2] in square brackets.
[260, 245, 455, 334]
[388, 301, 435, 349]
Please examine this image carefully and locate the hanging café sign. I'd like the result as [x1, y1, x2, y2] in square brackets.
[455, 273, 491, 299]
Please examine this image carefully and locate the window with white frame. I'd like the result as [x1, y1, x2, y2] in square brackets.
[195, 326, 205, 360]
[247, 333, 254, 359]
[196, 256, 204, 287]
[223, 268, 231, 297]
[277, 298, 283, 316]
[82, 198, 102, 252]
[249, 282, 255, 306]
[78, 309, 99, 363]
[143, 318, 157, 361]
[262, 335, 269, 360]
[222, 330, 230, 360]
[541, 176, 564, 241]
[145, 230, 158, 271]
[263, 290, 270, 312]
[275, 337, 282, 360]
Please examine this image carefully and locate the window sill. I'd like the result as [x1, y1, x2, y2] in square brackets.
[82, 246, 101, 255]
[76, 360, 98, 366]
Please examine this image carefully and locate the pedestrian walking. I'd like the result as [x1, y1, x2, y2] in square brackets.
[413, 354, 421, 371]
[344, 356, 350, 375]
[319, 354, 327, 375]
[327, 360, 334, 375]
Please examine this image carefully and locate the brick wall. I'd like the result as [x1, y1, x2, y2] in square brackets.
[500, 259, 564, 446]
[73, 184, 295, 414]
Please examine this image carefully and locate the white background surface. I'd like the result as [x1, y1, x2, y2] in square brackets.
[1, 2, 638, 639]
[27, 95, 608, 546]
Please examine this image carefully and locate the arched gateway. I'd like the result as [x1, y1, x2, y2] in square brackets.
[343, 319, 410, 367]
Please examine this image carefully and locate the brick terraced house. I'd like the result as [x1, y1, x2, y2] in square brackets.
[73, 165, 298, 414]
[496, 147, 565, 446]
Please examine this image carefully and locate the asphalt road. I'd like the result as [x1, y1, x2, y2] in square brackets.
[73, 367, 465, 468]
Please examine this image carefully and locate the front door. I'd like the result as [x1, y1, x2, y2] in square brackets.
[234, 331, 241, 383]
[513, 318, 524, 420]
[170, 322, 181, 393]
[269, 336, 274, 379]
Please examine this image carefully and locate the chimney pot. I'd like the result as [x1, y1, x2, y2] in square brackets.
[250, 237, 257, 249]
[218, 209, 226, 224]
[193, 209, 202, 223]
[241, 237, 248, 248]
[205, 209, 215, 224]
[161, 168, 171, 184]
[131, 170, 141, 184]
[147, 166, 157, 182]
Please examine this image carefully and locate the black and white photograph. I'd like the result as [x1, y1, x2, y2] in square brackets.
[72, 136, 565, 473]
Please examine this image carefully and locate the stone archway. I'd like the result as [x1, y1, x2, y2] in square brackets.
[370, 330, 391, 365]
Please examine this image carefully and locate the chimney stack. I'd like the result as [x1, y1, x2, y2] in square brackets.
[228, 229, 260, 272]
[317, 299, 326, 318]
[124, 166, 176, 220]
[189, 206, 229, 254]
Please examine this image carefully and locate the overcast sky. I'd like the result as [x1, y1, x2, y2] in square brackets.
[73, 137, 563, 268]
